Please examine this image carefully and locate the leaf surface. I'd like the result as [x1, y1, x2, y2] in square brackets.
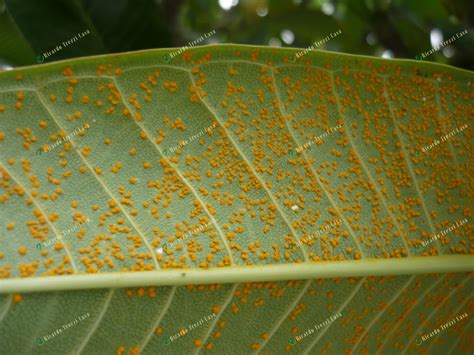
[0, 45, 473, 354]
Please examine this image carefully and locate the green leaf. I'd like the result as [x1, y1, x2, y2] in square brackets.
[3, 0, 173, 64]
[0, 45, 473, 354]
[0, 0, 36, 66]
[4, 0, 107, 63]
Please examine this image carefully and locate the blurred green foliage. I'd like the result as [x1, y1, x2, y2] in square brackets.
[0, 0, 472, 70]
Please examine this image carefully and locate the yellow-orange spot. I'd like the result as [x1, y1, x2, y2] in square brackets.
[13, 294, 23, 304]
[63, 67, 74, 76]
[16, 91, 25, 100]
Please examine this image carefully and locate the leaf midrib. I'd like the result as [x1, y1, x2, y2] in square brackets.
[1, 256, 472, 294]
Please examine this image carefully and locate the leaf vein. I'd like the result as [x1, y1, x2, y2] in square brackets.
[271, 67, 366, 259]
[0, 294, 12, 323]
[186, 70, 310, 262]
[35, 89, 161, 270]
[111, 76, 236, 266]
[328, 71, 410, 256]
[381, 76, 441, 254]
[195, 283, 239, 354]
[426, 293, 472, 354]
[375, 274, 447, 354]
[303, 277, 365, 355]
[257, 280, 313, 353]
[351, 275, 415, 353]
[402, 274, 472, 353]
[75, 289, 114, 354]
[140, 286, 177, 352]
[0, 163, 79, 272]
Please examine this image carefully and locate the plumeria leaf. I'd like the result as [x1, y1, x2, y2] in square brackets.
[0, 45, 473, 354]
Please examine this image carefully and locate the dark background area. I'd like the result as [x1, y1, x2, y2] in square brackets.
[0, 0, 472, 70]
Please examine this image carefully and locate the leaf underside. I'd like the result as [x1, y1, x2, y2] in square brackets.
[0, 44, 473, 354]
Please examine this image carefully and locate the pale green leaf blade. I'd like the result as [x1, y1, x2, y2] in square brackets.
[0, 44, 473, 354]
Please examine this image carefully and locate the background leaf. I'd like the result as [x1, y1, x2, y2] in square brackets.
[0, 0, 35, 67]
[3, 0, 174, 64]
[4, 0, 108, 62]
